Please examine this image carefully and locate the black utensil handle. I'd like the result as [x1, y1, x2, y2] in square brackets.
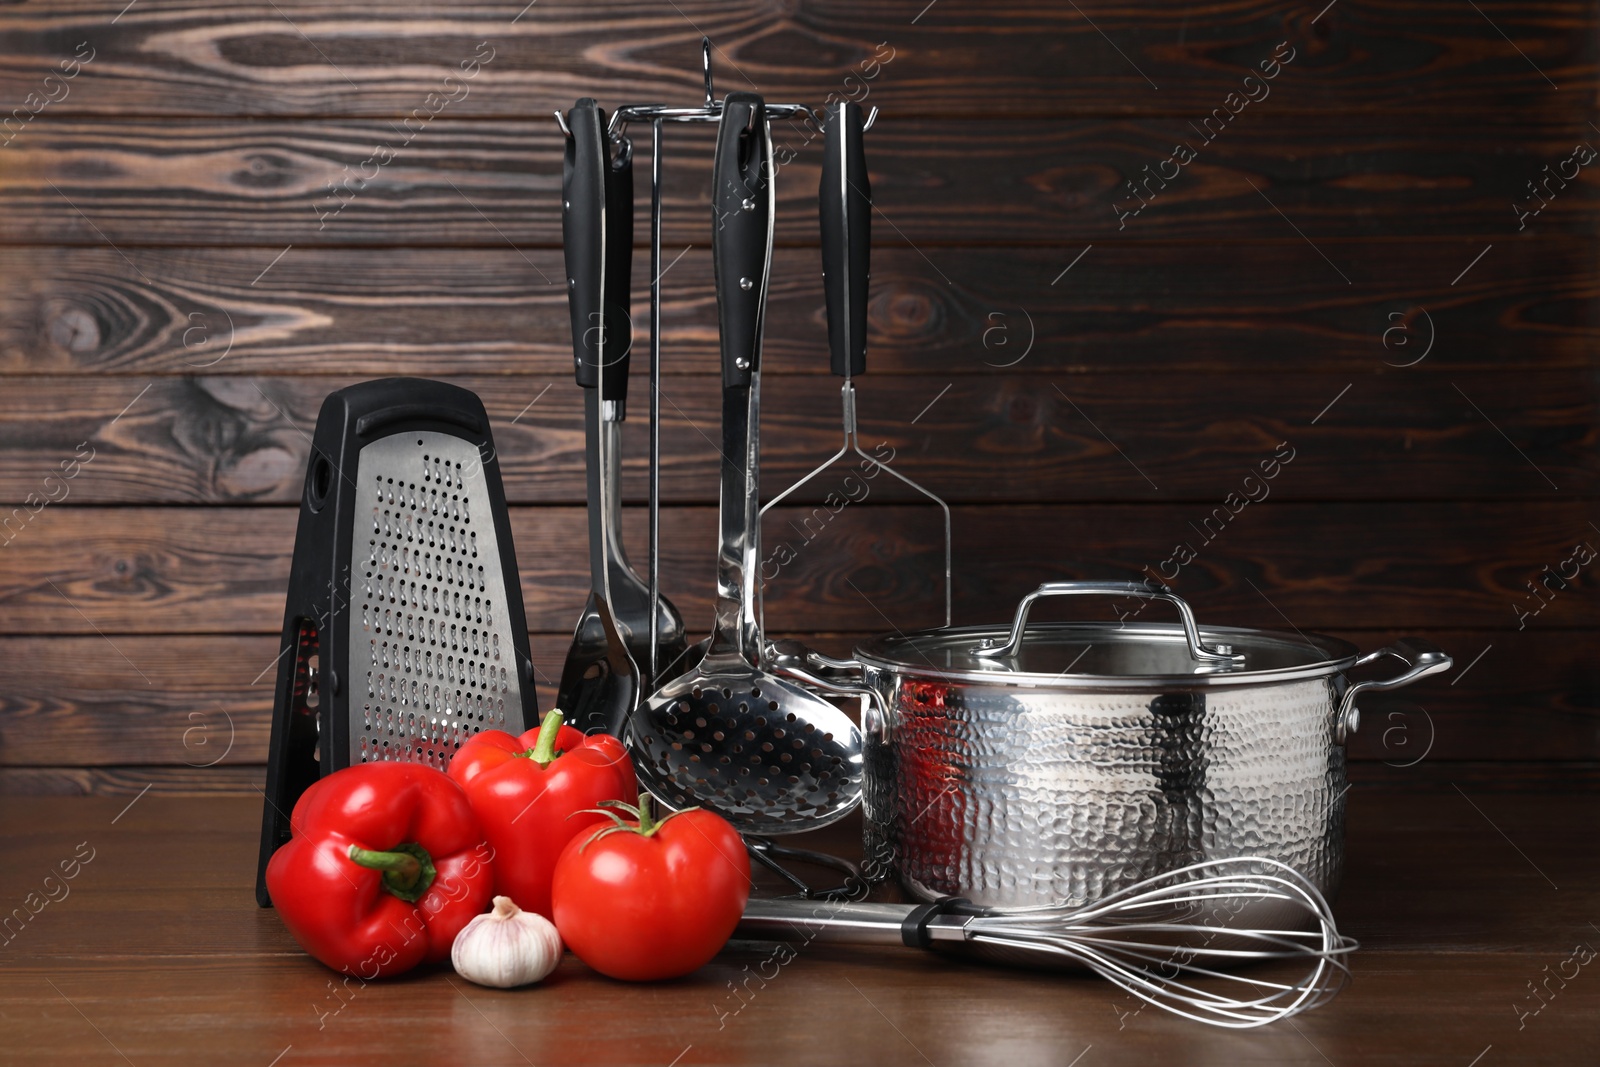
[819, 101, 870, 378]
[604, 135, 634, 406]
[562, 98, 608, 390]
[712, 92, 771, 389]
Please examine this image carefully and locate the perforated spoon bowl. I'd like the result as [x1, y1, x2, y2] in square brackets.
[632, 654, 863, 833]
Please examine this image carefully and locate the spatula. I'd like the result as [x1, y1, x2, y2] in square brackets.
[556, 99, 684, 735]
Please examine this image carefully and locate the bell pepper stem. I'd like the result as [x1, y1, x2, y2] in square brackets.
[522, 709, 566, 768]
[347, 842, 437, 903]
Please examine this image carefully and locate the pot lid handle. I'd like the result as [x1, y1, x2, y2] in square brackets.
[974, 580, 1247, 665]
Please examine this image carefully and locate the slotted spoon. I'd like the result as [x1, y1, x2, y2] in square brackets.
[628, 92, 864, 836]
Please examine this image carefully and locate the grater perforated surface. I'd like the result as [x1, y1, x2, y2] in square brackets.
[350, 431, 523, 770]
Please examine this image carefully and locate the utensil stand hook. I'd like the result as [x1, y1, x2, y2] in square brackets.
[702, 37, 715, 107]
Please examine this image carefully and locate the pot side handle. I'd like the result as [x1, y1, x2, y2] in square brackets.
[766, 641, 893, 742]
[1336, 638, 1453, 744]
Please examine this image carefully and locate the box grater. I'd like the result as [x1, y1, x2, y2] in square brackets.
[254, 378, 536, 907]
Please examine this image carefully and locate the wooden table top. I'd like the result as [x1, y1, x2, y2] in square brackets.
[1, 788, 1595, 1067]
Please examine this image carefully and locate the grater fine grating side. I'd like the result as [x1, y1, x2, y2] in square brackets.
[351, 431, 521, 770]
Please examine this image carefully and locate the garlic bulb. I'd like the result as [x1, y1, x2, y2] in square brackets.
[451, 896, 563, 988]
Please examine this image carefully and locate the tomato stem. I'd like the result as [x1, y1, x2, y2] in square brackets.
[636, 793, 660, 835]
[574, 795, 698, 852]
[518, 709, 565, 768]
[347, 842, 437, 903]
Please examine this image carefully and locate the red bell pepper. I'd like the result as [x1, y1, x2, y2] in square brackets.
[448, 709, 637, 919]
[264, 761, 494, 978]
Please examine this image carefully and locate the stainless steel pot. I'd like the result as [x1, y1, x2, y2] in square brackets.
[844, 581, 1451, 910]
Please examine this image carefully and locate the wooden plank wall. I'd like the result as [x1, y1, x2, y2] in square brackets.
[0, 1, 1595, 793]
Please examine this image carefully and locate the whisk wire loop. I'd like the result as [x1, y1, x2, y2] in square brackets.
[952, 858, 1357, 1027]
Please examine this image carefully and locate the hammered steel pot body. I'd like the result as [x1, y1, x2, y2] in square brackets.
[860, 665, 1347, 909]
[832, 583, 1452, 913]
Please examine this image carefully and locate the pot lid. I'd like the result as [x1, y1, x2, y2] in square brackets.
[852, 581, 1360, 688]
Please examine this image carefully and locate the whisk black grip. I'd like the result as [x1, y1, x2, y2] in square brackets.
[900, 896, 969, 948]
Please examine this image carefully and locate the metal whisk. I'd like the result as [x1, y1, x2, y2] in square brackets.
[735, 857, 1357, 1029]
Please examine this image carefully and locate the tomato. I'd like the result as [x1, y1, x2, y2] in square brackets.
[551, 797, 750, 981]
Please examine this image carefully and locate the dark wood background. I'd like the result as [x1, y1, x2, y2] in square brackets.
[1, 1, 1595, 794]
